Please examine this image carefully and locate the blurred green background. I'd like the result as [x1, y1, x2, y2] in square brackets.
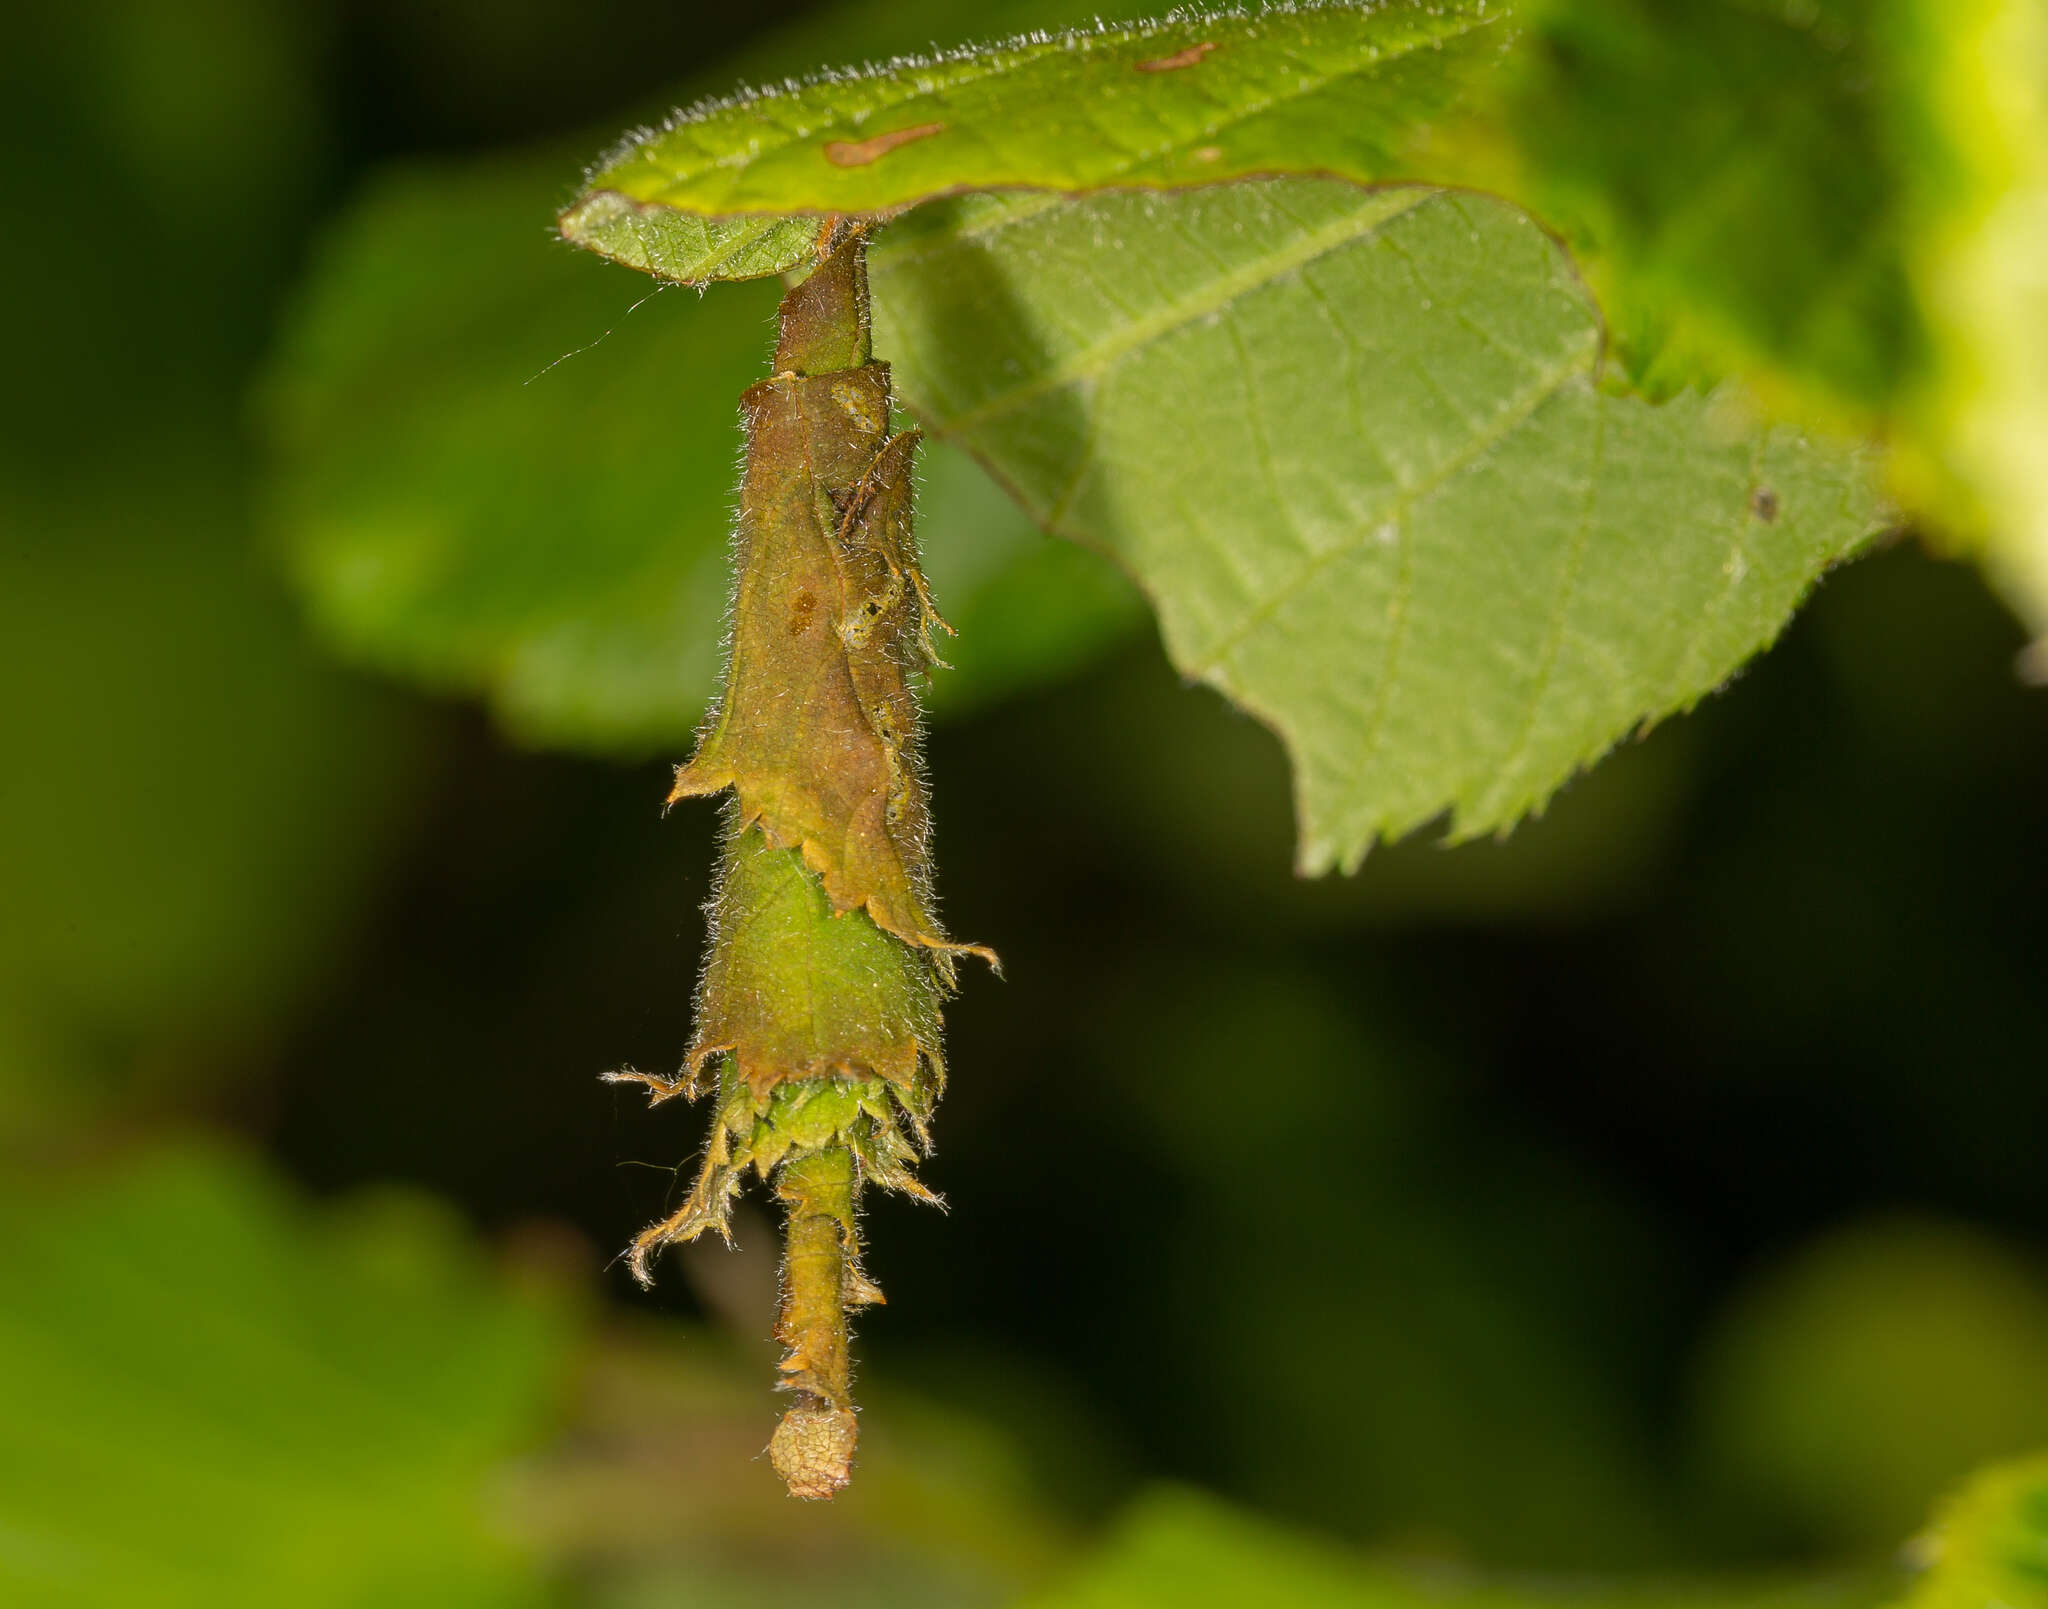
[4, 3, 2047, 1606]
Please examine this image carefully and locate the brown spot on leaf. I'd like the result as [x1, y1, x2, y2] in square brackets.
[824, 122, 944, 167]
[789, 590, 816, 636]
[1751, 487, 1780, 522]
[1193, 145, 1223, 162]
[1136, 40, 1217, 72]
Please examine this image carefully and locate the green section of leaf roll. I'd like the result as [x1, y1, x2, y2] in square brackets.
[698, 825, 945, 1099]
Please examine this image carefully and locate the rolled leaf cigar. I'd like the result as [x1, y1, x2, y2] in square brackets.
[604, 225, 988, 1499]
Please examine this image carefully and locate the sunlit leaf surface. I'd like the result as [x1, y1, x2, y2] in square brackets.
[559, 1, 1510, 283]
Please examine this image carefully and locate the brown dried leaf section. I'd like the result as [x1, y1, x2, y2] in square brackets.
[665, 260, 989, 977]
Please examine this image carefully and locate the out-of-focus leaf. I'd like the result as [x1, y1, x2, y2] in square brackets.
[1689, 1219, 2048, 1552]
[1490, 0, 1920, 415]
[0, 0, 428, 1143]
[873, 181, 1888, 871]
[1899, 1451, 2048, 1609]
[1019, 1486, 1898, 1609]
[0, 1144, 573, 1607]
[260, 0, 1155, 756]
[1884, 0, 2048, 644]
[0, 0, 331, 457]
[0, 458, 427, 1142]
[557, 1, 1510, 283]
[1490, 1, 2048, 646]
[916, 437, 1148, 718]
[1479, 0, 2048, 640]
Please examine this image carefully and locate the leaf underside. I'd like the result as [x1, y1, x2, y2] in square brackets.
[871, 182, 1887, 871]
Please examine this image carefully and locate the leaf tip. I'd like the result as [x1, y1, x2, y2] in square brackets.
[555, 189, 657, 276]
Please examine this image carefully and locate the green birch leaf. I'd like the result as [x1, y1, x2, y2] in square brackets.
[557, 0, 1514, 284]
[1691, 1221, 2048, 1551]
[870, 181, 1888, 870]
[262, 156, 781, 754]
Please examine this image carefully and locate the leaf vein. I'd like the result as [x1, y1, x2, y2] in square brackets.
[1477, 393, 1610, 822]
[1190, 345, 1590, 677]
[944, 188, 1435, 431]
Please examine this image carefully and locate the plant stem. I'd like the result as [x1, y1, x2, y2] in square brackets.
[769, 1143, 867, 1498]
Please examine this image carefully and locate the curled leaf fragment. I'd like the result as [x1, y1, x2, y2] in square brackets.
[602, 228, 985, 1497]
